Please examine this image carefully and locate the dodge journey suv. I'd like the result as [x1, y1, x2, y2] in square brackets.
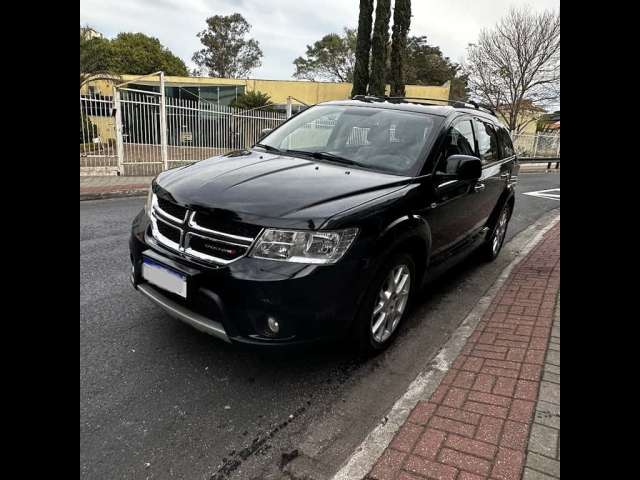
[129, 96, 518, 353]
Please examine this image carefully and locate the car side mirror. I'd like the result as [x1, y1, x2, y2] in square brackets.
[258, 128, 272, 141]
[442, 154, 482, 181]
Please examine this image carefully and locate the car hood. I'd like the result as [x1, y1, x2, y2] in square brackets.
[155, 150, 412, 228]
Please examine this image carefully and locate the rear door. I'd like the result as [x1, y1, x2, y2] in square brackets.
[473, 118, 509, 225]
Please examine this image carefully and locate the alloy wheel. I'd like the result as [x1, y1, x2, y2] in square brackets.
[370, 264, 411, 343]
[492, 208, 510, 255]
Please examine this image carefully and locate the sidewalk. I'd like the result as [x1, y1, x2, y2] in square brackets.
[80, 176, 153, 201]
[518, 164, 560, 174]
[367, 221, 560, 480]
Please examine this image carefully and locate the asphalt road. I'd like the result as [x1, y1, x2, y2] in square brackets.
[80, 172, 559, 480]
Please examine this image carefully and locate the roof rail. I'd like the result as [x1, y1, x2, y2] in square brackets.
[385, 96, 498, 116]
[465, 100, 497, 117]
[351, 95, 498, 117]
[352, 94, 387, 102]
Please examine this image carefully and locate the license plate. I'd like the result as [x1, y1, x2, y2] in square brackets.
[142, 258, 187, 298]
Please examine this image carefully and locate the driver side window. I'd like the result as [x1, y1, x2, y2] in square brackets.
[436, 120, 476, 174]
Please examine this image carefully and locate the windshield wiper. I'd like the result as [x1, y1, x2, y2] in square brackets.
[285, 149, 362, 167]
[255, 143, 282, 153]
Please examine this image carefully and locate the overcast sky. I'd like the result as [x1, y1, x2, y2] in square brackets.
[80, 0, 559, 80]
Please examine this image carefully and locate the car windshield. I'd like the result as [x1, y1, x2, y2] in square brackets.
[257, 104, 442, 175]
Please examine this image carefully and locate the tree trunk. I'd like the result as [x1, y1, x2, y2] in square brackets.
[369, 0, 391, 97]
[351, 0, 375, 97]
[389, 0, 411, 97]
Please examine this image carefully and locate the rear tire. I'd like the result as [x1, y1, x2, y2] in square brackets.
[481, 202, 512, 261]
[352, 252, 415, 356]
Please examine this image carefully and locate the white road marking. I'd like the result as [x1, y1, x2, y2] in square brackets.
[329, 214, 561, 480]
[522, 188, 560, 201]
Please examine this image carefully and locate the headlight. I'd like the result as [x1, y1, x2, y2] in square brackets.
[250, 228, 358, 264]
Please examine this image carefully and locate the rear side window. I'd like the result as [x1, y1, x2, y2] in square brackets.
[475, 120, 500, 164]
[498, 128, 515, 158]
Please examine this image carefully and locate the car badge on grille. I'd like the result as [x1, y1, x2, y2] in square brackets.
[204, 242, 237, 256]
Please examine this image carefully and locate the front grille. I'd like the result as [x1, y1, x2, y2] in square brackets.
[149, 194, 261, 265]
[156, 219, 181, 244]
[156, 196, 187, 222]
[186, 234, 249, 261]
[191, 211, 262, 240]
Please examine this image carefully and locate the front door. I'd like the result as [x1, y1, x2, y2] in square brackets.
[424, 118, 488, 260]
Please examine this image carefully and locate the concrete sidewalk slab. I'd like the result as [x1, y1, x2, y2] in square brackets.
[80, 176, 153, 200]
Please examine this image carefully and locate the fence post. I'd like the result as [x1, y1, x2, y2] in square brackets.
[532, 134, 539, 158]
[113, 87, 125, 176]
[286, 96, 292, 119]
[159, 71, 169, 171]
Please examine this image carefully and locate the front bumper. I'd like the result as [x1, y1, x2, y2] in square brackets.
[129, 210, 370, 347]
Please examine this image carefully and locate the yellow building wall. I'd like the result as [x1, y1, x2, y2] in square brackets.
[87, 116, 116, 141]
[82, 74, 451, 105]
[497, 110, 542, 135]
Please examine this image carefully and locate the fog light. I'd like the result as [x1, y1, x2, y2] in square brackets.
[267, 316, 280, 334]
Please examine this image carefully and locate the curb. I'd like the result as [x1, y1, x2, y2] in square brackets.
[330, 213, 560, 480]
[80, 188, 149, 201]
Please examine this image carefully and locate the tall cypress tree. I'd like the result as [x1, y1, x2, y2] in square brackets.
[369, 0, 391, 97]
[390, 0, 411, 97]
[351, 0, 375, 97]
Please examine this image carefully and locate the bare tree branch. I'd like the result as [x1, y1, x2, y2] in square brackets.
[463, 6, 559, 132]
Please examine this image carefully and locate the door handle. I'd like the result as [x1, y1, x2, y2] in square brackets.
[474, 182, 486, 192]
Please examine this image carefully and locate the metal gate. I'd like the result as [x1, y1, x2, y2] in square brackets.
[80, 94, 118, 175]
[82, 71, 289, 176]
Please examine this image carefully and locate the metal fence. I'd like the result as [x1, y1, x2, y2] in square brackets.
[81, 80, 561, 176]
[80, 95, 119, 173]
[80, 80, 287, 176]
[511, 132, 560, 159]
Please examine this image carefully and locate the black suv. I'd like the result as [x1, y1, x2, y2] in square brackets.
[129, 97, 518, 353]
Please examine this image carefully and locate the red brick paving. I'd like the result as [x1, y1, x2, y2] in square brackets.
[366, 221, 559, 480]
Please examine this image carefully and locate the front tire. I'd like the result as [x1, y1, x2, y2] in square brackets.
[352, 252, 415, 356]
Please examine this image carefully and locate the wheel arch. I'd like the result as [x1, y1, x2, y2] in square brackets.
[374, 214, 432, 286]
[488, 188, 516, 230]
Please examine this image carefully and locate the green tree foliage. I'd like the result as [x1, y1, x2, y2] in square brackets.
[80, 30, 119, 87]
[293, 28, 357, 82]
[230, 91, 274, 110]
[80, 29, 187, 86]
[192, 13, 263, 78]
[389, 0, 411, 97]
[109, 33, 188, 76]
[369, 0, 392, 96]
[351, 0, 375, 96]
[398, 36, 469, 100]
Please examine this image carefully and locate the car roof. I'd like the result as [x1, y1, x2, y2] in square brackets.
[319, 99, 502, 125]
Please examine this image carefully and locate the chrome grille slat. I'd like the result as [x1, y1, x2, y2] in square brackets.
[188, 212, 255, 244]
[149, 194, 260, 265]
[187, 231, 251, 249]
[153, 195, 187, 224]
[150, 214, 182, 252]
